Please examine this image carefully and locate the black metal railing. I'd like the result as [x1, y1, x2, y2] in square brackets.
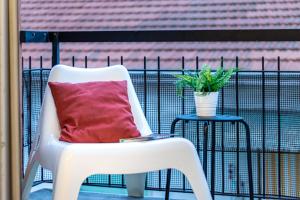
[21, 30, 300, 200]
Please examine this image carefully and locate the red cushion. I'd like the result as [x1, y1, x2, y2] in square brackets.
[48, 80, 140, 143]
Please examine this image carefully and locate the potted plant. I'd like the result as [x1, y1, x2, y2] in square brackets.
[175, 65, 236, 117]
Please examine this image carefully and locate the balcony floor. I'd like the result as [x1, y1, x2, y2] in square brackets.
[29, 183, 248, 200]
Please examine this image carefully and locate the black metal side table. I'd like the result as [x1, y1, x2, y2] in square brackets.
[164, 114, 254, 200]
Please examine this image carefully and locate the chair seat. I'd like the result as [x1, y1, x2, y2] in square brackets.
[39, 137, 197, 175]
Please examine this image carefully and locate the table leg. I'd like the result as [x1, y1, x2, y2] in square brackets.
[241, 121, 254, 200]
[165, 169, 172, 200]
[211, 122, 216, 200]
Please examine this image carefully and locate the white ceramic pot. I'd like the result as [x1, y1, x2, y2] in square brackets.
[194, 92, 219, 117]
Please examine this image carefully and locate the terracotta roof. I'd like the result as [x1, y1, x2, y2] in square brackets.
[20, 0, 300, 31]
[20, 0, 300, 70]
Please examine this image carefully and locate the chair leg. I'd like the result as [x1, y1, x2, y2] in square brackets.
[52, 169, 83, 200]
[125, 173, 146, 198]
[22, 152, 39, 200]
[180, 159, 212, 200]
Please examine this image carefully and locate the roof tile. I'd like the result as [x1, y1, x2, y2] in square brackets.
[20, 0, 300, 70]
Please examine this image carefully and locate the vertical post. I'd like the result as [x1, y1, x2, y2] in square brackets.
[262, 56, 266, 198]
[85, 56, 88, 68]
[195, 57, 200, 154]
[83, 55, 90, 185]
[40, 56, 44, 181]
[72, 56, 75, 67]
[211, 121, 216, 200]
[121, 56, 125, 188]
[28, 57, 32, 154]
[203, 122, 208, 177]
[235, 56, 240, 195]
[39, 56, 43, 103]
[107, 55, 110, 186]
[143, 56, 148, 189]
[277, 56, 281, 197]
[51, 32, 60, 67]
[143, 56, 147, 118]
[181, 56, 186, 191]
[221, 56, 225, 194]
[157, 56, 161, 190]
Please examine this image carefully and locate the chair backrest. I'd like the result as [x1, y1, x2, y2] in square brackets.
[38, 65, 151, 147]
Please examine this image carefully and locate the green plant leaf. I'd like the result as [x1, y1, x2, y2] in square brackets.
[174, 65, 236, 96]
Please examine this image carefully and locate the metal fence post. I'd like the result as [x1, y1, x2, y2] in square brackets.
[51, 32, 60, 67]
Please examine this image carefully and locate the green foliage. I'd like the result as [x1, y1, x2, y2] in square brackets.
[175, 65, 237, 96]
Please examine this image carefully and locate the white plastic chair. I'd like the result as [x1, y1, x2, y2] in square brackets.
[22, 65, 212, 200]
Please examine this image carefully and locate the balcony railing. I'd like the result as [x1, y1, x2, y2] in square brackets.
[21, 30, 300, 200]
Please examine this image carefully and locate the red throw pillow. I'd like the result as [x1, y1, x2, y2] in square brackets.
[48, 80, 140, 143]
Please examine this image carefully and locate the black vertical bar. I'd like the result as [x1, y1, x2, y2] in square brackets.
[107, 56, 110, 67]
[40, 56, 44, 181]
[221, 57, 225, 194]
[211, 122, 216, 200]
[107, 55, 110, 186]
[28, 57, 32, 155]
[262, 57, 266, 198]
[181, 56, 185, 118]
[157, 56, 161, 190]
[143, 57, 147, 118]
[203, 122, 208, 177]
[51, 32, 60, 66]
[143, 56, 148, 189]
[84, 55, 89, 185]
[181, 56, 186, 191]
[85, 56, 88, 68]
[72, 56, 75, 67]
[196, 57, 200, 154]
[39, 56, 43, 105]
[121, 56, 125, 188]
[277, 56, 281, 197]
[195, 58, 201, 197]
[196, 56, 199, 72]
[21, 57, 24, 177]
[257, 147, 261, 198]
[235, 56, 240, 195]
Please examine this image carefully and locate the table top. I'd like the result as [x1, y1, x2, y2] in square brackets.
[175, 114, 244, 122]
